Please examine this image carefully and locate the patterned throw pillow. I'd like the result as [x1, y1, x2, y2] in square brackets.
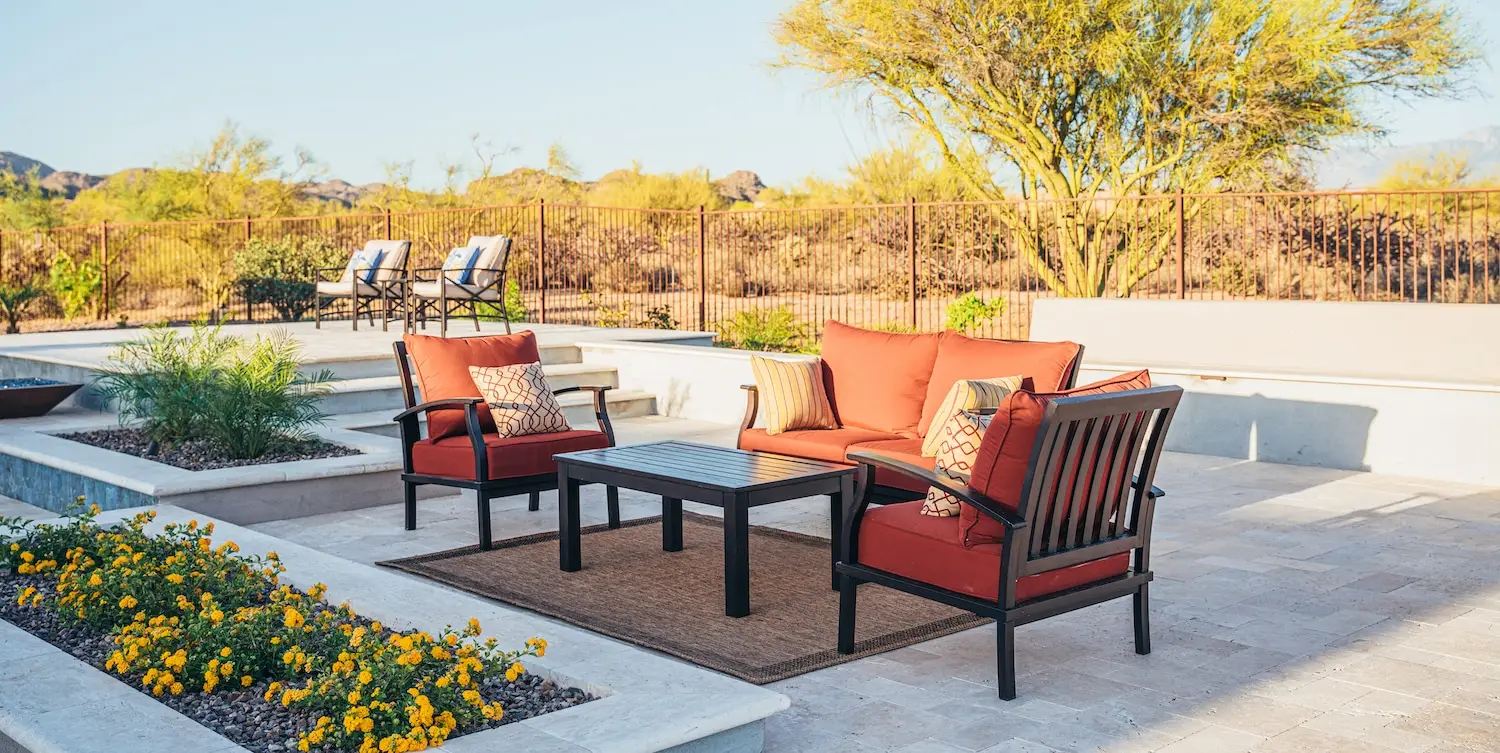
[467, 363, 571, 438]
[919, 376, 1023, 456]
[921, 409, 993, 517]
[341, 248, 385, 284]
[441, 246, 484, 284]
[749, 355, 838, 435]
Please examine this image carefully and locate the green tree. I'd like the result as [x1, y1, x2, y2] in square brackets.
[1377, 150, 1493, 191]
[588, 162, 726, 211]
[0, 168, 66, 230]
[775, 0, 1476, 296]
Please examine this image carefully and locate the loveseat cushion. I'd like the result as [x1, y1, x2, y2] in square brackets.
[847, 438, 932, 494]
[917, 333, 1083, 436]
[411, 429, 609, 481]
[820, 320, 941, 438]
[403, 331, 542, 440]
[740, 427, 900, 464]
[858, 500, 1131, 602]
[962, 370, 1152, 547]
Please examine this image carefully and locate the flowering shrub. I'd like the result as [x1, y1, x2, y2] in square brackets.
[2, 502, 545, 753]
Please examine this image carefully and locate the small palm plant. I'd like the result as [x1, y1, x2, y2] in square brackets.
[0, 282, 42, 334]
[93, 324, 333, 459]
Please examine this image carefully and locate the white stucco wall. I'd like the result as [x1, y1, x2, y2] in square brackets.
[576, 341, 811, 427]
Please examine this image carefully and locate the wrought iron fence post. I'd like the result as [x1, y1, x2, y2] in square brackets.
[697, 205, 707, 332]
[908, 197, 918, 329]
[538, 200, 548, 324]
[384, 209, 393, 240]
[244, 216, 253, 322]
[1175, 190, 1186, 299]
[99, 222, 110, 319]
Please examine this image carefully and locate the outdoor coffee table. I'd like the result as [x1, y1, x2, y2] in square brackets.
[553, 440, 857, 617]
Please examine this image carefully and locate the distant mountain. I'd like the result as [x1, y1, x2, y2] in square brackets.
[0, 151, 55, 179]
[0, 151, 106, 198]
[1312, 126, 1500, 188]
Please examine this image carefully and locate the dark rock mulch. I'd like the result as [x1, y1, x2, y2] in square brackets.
[0, 378, 63, 389]
[57, 428, 360, 471]
[0, 574, 593, 753]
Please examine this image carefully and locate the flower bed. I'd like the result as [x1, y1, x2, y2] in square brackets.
[58, 428, 359, 472]
[0, 503, 591, 753]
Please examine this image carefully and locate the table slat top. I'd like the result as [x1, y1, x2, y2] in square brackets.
[554, 441, 854, 492]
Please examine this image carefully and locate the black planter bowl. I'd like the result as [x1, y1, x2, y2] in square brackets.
[0, 379, 84, 420]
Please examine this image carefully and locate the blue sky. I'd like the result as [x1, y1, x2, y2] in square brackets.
[2, 0, 1498, 189]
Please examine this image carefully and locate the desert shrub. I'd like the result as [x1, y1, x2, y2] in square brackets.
[93, 324, 332, 458]
[2, 505, 546, 753]
[944, 293, 1006, 333]
[235, 237, 348, 322]
[48, 253, 104, 319]
[0, 281, 42, 334]
[474, 279, 530, 324]
[641, 304, 678, 330]
[715, 306, 810, 352]
[1209, 256, 1262, 297]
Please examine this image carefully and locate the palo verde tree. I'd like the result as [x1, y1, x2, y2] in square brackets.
[775, 0, 1477, 296]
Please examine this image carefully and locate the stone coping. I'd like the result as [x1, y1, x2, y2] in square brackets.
[1082, 361, 1500, 395]
[2, 505, 787, 753]
[0, 413, 402, 499]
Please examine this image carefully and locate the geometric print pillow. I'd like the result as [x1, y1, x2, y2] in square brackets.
[467, 363, 571, 438]
[920, 409, 993, 517]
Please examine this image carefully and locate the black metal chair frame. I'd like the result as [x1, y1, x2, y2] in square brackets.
[391, 340, 620, 550]
[313, 266, 410, 332]
[836, 385, 1183, 700]
[411, 237, 513, 338]
[736, 343, 1087, 504]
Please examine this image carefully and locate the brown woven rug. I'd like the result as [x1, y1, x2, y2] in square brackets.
[379, 512, 989, 684]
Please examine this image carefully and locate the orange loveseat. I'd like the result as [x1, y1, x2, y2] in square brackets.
[737, 320, 1085, 498]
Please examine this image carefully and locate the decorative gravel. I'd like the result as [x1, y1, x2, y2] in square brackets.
[57, 428, 360, 471]
[0, 378, 63, 389]
[0, 574, 593, 753]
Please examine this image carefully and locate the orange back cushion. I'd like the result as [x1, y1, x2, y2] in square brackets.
[403, 331, 543, 439]
[918, 333, 1082, 436]
[960, 370, 1151, 547]
[819, 320, 941, 437]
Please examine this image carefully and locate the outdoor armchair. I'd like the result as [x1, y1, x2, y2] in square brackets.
[391, 333, 621, 550]
[313, 239, 412, 331]
[410, 235, 514, 337]
[835, 385, 1182, 700]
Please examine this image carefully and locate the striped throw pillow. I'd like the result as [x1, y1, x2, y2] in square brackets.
[920, 376, 1024, 456]
[750, 356, 838, 435]
[921, 409, 993, 517]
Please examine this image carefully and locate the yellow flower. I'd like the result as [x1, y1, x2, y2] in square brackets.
[358, 670, 373, 685]
[283, 607, 304, 629]
[166, 574, 184, 585]
[219, 647, 233, 658]
[118, 596, 138, 609]
[465, 618, 481, 636]
[241, 675, 253, 687]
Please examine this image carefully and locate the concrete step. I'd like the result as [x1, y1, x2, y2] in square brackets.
[299, 343, 584, 381]
[311, 362, 619, 416]
[333, 388, 658, 438]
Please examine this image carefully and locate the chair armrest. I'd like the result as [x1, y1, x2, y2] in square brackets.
[553, 386, 615, 445]
[315, 266, 346, 282]
[846, 451, 1028, 530]
[1133, 476, 1165, 498]
[393, 397, 483, 423]
[738, 385, 759, 438]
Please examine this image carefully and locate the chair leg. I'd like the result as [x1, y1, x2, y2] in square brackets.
[528, 491, 540, 512]
[314, 295, 322, 329]
[477, 493, 493, 551]
[471, 301, 481, 332]
[998, 622, 1017, 700]
[837, 575, 857, 654]
[1134, 584, 1151, 655]
[403, 482, 417, 530]
[606, 485, 620, 529]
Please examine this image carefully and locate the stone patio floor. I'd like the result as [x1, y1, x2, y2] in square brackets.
[9, 416, 1498, 752]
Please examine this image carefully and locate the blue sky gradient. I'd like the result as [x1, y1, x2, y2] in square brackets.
[2, 0, 1497, 189]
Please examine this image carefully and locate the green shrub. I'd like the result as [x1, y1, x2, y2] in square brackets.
[715, 306, 810, 352]
[234, 237, 347, 322]
[48, 253, 104, 319]
[92, 324, 332, 458]
[943, 293, 1006, 333]
[641, 304, 678, 330]
[474, 278, 530, 324]
[0, 282, 42, 334]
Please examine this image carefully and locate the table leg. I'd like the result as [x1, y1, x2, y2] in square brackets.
[558, 469, 582, 572]
[830, 474, 853, 591]
[724, 494, 750, 617]
[662, 497, 683, 552]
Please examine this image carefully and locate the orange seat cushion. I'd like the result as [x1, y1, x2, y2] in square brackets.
[962, 371, 1152, 547]
[847, 438, 931, 494]
[820, 321, 941, 438]
[739, 427, 898, 464]
[403, 331, 542, 440]
[918, 333, 1083, 436]
[858, 501, 1131, 602]
[410, 429, 609, 481]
